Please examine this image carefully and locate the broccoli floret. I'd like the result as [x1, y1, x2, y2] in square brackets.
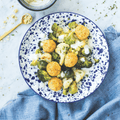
[64, 32, 76, 45]
[75, 56, 86, 69]
[55, 43, 69, 66]
[51, 52, 60, 63]
[75, 58, 92, 69]
[48, 33, 58, 41]
[37, 70, 51, 82]
[64, 68, 74, 78]
[75, 60, 83, 69]
[68, 21, 78, 29]
[37, 60, 48, 70]
[52, 23, 58, 31]
[51, 23, 63, 37]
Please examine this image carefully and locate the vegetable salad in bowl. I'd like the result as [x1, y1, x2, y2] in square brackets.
[30, 22, 98, 95]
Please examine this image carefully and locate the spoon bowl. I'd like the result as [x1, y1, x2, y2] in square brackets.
[0, 13, 32, 40]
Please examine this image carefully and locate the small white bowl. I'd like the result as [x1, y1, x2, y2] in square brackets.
[18, 0, 57, 11]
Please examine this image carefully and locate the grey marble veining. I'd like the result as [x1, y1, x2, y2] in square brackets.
[0, 0, 120, 109]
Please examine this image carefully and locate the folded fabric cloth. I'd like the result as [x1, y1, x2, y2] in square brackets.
[0, 26, 120, 120]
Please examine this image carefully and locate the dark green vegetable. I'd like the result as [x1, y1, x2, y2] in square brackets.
[48, 33, 58, 41]
[52, 23, 58, 31]
[37, 70, 51, 82]
[61, 64, 68, 71]
[75, 57, 92, 68]
[64, 32, 76, 45]
[69, 81, 78, 94]
[75, 57, 86, 69]
[75, 60, 83, 69]
[51, 52, 60, 63]
[64, 68, 74, 78]
[68, 21, 78, 29]
[51, 23, 63, 37]
[37, 60, 48, 70]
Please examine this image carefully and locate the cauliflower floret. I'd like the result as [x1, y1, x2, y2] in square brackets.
[55, 43, 69, 65]
[40, 53, 52, 63]
[73, 68, 85, 83]
[63, 78, 73, 89]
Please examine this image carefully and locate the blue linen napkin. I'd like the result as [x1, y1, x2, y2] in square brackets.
[0, 26, 120, 120]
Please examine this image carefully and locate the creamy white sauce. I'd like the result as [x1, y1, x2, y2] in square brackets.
[29, 53, 41, 60]
[71, 40, 85, 49]
[39, 33, 46, 39]
[29, 54, 38, 60]
[81, 67, 93, 75]
[25, 0, 50, 6]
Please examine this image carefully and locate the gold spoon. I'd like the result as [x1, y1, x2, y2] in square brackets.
[0, 13, 32, 41]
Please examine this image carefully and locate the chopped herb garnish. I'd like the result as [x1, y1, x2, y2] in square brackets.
[102, 0, 106, 4]
[104, 14, 108, 17]
[11, 34, 14, 36]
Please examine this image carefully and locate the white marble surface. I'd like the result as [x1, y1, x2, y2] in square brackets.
[0, 0, 120, 109]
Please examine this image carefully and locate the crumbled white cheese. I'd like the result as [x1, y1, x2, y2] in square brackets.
[29, 54, 38, 61]
[39, 33, 46, 39]
[80, 57, 85, 62]
[71, 40, 85, 49]
[58, 34, 65, 43]
[60, 71, 65, 78]
[84, 48, 89, 54]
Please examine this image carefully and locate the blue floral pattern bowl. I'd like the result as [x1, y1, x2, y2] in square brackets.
[18, 12, 109, 103]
